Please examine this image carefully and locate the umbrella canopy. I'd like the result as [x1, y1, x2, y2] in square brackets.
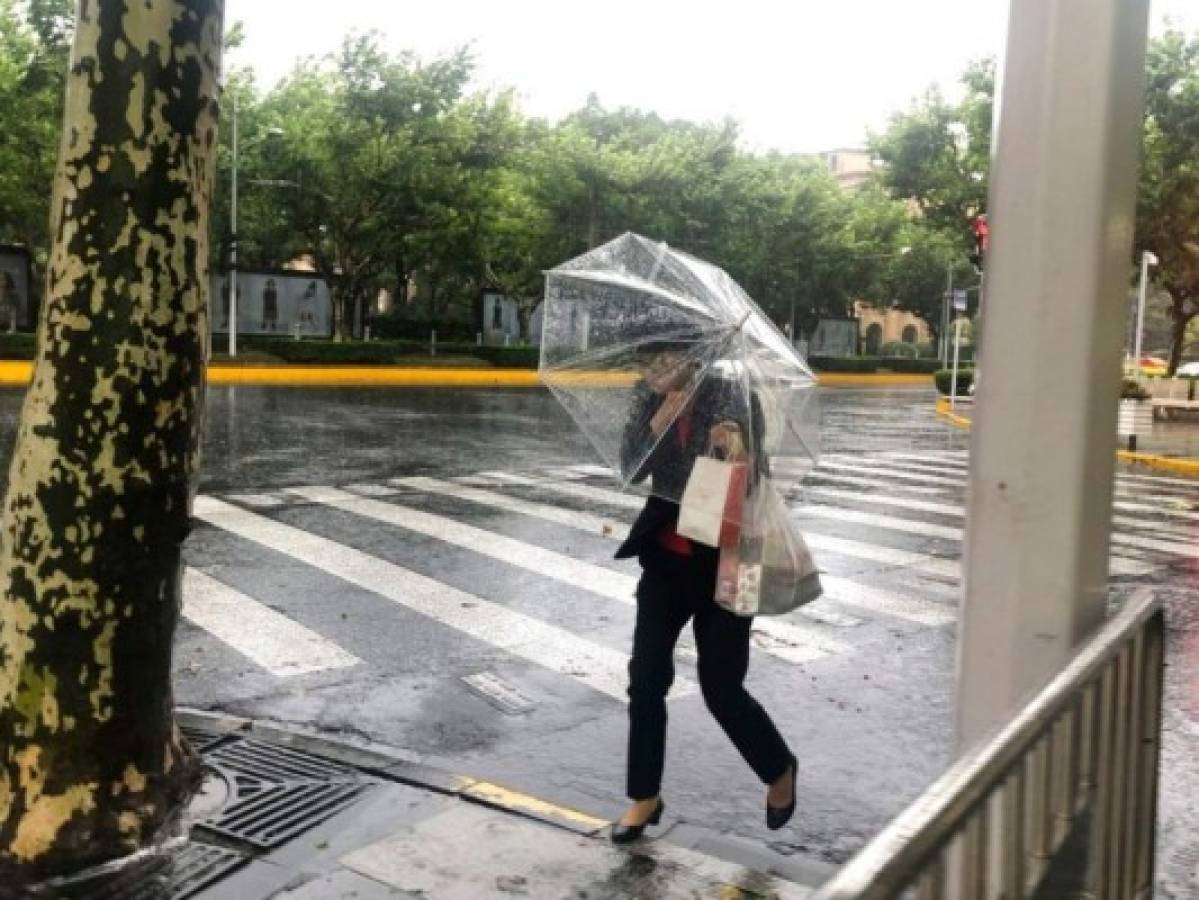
[539, 232, 820, 512]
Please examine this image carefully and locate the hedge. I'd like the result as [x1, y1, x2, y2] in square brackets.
[876, 358, 941, 374]
[472, 346, 541, 368]
[934, 368, 974, 396]
[807, 356, 879, 373]
[0, 332, 36, 359]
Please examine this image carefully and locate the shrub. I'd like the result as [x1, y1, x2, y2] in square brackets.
[808, 356, 879, 373]
[1121, 378, 1150, 400]
[0, 332, 36, 359]
[878, 358, 941, 374]
[472, 346, 540, 369]
[879, 341, 919, 359]
[934, 368, 975, 395]
[252, 339, 415, 364]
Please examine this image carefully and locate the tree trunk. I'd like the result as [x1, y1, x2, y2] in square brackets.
[0, 0, 223, 882]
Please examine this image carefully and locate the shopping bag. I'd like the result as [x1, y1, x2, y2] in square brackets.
[715, 483, 822, 616]
[677, 456, 747, 547]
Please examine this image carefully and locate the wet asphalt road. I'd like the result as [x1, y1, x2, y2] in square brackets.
[0, 384, 1196, 890]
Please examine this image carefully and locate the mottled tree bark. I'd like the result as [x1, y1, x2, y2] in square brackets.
[0, 0, 223, 880]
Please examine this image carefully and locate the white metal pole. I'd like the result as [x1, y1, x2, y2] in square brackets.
[940, 264, 952, 366]
[229, 93, 239, 358]
[950, 317, 963, 411]
[955, 0, 1151, 752]
[1133, 251, 1152, 369]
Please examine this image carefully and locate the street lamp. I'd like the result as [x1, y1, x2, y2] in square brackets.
[228, 92, 283, 358]
[1132, 250, 1159, 370]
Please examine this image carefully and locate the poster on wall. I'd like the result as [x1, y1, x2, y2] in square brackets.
[0, 246, 32, 331]
[211, 272, 332, 337]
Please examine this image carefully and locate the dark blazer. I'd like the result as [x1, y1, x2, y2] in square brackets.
[614, 375, 766, 560]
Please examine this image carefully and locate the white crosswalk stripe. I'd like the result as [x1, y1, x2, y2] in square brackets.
[192, 495, 674, 700]
[182, 567, 361, 677]
[396, 475, 866, 629]
[181, 443, 1182, 702]
[484, 470, 964, 581]
[875, 450, 1199, 501]
[285, 485, 850, 664]
[801, 488, 1188, 566]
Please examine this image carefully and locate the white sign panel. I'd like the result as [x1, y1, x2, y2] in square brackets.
[211, 272, 332, 337]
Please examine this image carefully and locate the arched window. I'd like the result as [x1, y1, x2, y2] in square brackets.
[901, 325, 918, 345]
[865, 323, 883, 355]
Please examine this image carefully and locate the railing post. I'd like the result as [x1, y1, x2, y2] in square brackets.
[955, 0, 1153, 751]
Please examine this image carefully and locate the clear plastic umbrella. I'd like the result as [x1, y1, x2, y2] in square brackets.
[539, 233, 822, 615]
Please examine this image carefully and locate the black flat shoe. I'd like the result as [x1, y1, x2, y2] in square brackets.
[610, 799, 665, 844]
[766, 754, 797, 831]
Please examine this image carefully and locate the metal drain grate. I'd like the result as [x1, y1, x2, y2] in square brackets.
[197, 737, 372, 850]
[206, 739, 357, 783]
[198, 780, 368, 850]
[179, 725, 230, 753]
[89, 842, 249, 900]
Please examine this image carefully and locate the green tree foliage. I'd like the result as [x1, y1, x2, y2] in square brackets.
[869, 60, 994, 238]
[1138, 29, 1199, 371]
[0, 0, 71, 290]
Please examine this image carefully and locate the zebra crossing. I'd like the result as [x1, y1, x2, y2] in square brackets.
[180, 449, 1196, 706]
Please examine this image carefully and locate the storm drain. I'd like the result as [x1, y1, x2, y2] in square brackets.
[196, 738, 372, 850]
[179, 724, 231, 753]
[89, 843, 249, 900]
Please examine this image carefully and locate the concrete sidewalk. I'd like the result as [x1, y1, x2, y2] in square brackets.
[108, 709, 832, 899]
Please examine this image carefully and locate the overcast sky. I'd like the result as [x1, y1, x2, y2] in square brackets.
[226, 1, 1199, 154]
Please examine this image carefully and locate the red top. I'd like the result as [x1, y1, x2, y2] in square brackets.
[657, 414, 694, 557]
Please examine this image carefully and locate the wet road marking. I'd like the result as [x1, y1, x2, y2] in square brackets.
[823, 449, 1199, 521]
[817, 574, 956, 626]
[396, 475, 870, 629]
[799, 493, 1184, 567]
[461, 671, 537, 715]
[801, 471, 948, 496]
[393, 476, 625, 539]
[877, 451, 1199, 499]
[223, 492, 288, 509]
[490, 470, 965, 581]
[193, 496, 659, 701]
[182, 568, 361, 677]
[283, 486, 850, 664]
[442, 474, 958, 625]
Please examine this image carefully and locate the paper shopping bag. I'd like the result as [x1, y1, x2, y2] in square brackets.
[677, 456, 746, 547]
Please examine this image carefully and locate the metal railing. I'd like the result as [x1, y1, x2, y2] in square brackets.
[812, 590, 1165, 900]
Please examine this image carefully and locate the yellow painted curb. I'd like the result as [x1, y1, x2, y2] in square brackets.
[934, 397, 973, 430]
[208, 365, 545, 387]
[818, 373, 932, 388]
[935, 398, 1199, 478]
[1117, 451, 1199, 478]
[0, 361, 933, 389]
[462, 780, 611, 832]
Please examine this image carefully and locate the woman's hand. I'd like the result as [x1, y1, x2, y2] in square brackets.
[709, 421, 747, 461]
[649, 390, 688, 436]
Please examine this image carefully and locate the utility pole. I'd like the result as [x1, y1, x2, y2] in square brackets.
[940, 263, 953, 366]
[229, 91, 239, 357]
[956, 0, 1151, 750]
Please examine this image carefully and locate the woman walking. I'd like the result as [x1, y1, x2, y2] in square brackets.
[610, 337, 797, 843]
